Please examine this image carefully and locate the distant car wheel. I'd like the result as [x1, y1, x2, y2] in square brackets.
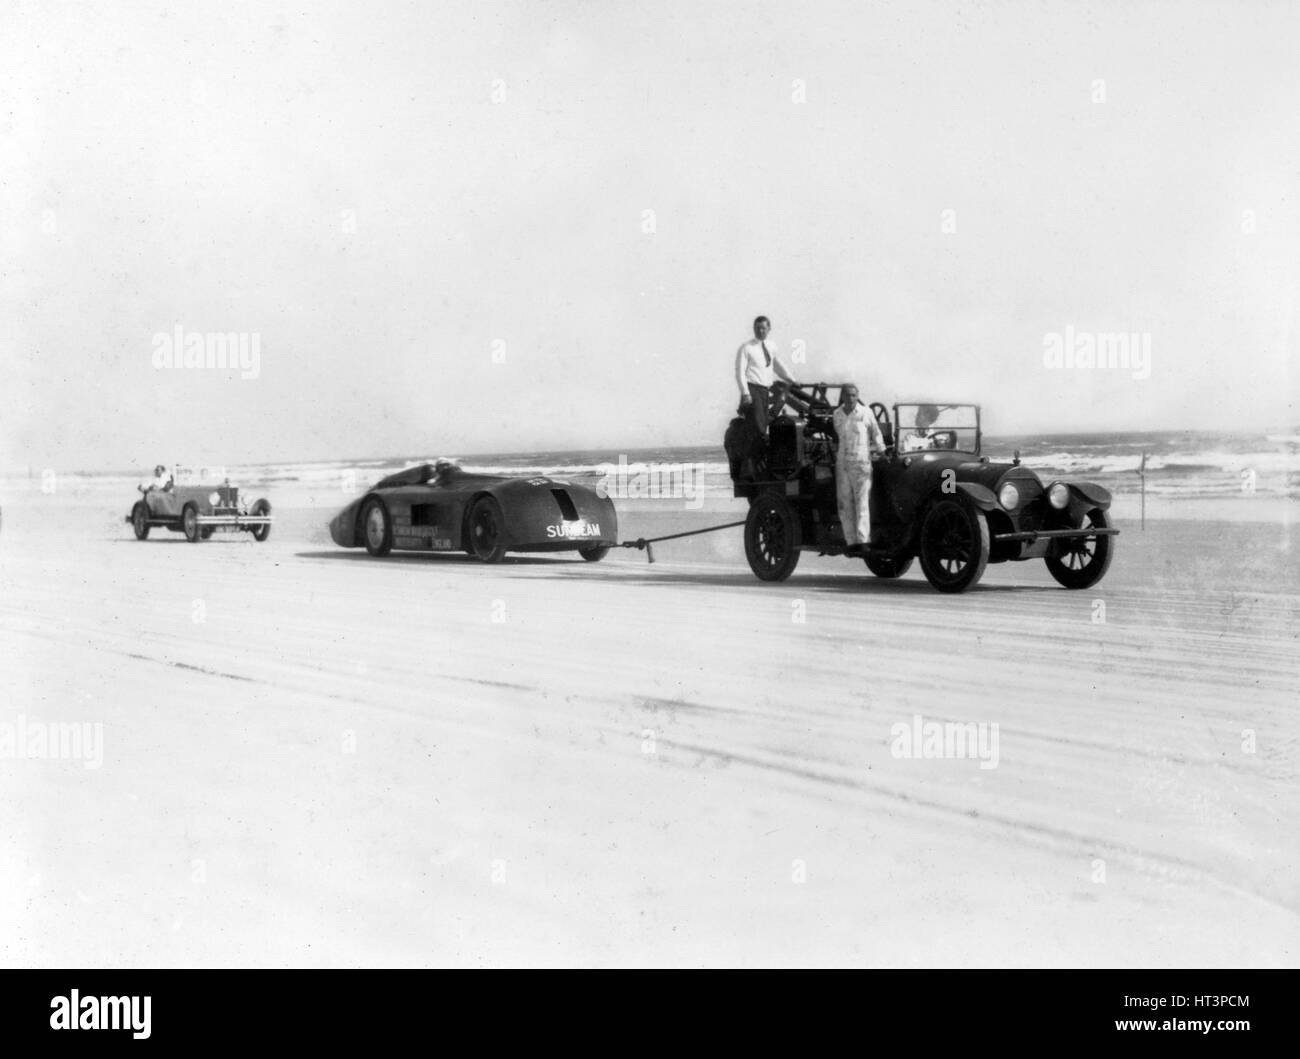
[131, 502, 150, 540]
[200, 527, 215, 540]
[918, 497, 989, 593]
[467, 496, 508, 563]
[579, 544, 610, 562]
[182, 504, 202, 543]
[250, 499, 272, 542]
[360, 497, 393, 557]
[744, 493, 801, 582]
[1045, 508, 1114, 589]
[865, 554, 913, 579]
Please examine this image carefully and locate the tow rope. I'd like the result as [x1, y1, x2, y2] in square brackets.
[619, 520, 746, 563]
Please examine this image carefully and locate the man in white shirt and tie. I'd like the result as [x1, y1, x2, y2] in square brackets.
[735, 315, 796, 437]
[832, 384, 886, 555]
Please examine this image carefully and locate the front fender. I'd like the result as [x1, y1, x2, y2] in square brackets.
[1063, 481, 1112, 510]
[954, 482, 999, 511]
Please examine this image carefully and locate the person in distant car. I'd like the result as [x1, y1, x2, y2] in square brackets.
[735, 315, 796, 437]
[140, 464, 173, 494]
[900, 405, 942, 452]
[832, 384, 886, 555]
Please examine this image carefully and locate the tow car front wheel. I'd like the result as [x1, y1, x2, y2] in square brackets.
[744, 493, 801, 582]
[1045, 508, 1113, 589]
[918, 498, 989, 593]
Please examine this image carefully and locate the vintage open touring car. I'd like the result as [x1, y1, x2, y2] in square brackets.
[127, 466, 272, 543]
[328, 461, 618, 562]
[724, 385, 1117, 592]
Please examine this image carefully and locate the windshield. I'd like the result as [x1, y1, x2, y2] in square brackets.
[894, 404, 980, 454]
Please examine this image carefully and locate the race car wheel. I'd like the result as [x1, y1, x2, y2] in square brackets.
[360, 497, 393, 557]
[182, 504, 202, 543]
[865, 554, 913, 579]
[918, 497, 989, 593]
[131, 502, 150, 540]
[744, 493, 801, 582]
[200, 527, 215, 541]
[1045, 508, 1113, 589]
[579, 544, 610, 562]
[250, 499, 272, 542]
[468, 496, 508, 563]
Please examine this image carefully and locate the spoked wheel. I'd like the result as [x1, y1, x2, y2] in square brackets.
[744, 493, 801, 582]
[865, 553, 913, 579]
[579, 544, 610, 562]
[250, 498, 272, 542]
[360, 497, 393, 557]
[1046, 508, 1114, 588]
[131, 502, 150, 540]
[467, 496, 508, 563]
[918, 498, 989, 593]
[182, 504, 202, 543]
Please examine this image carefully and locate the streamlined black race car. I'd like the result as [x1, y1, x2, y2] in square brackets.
[725, 385, 1117, 592]
[328, 462, 618, 562]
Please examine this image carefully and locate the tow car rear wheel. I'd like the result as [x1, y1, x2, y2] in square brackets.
[468, 496, 508, 563]
[1045, 508, 1113, 588]
[181, 504, 202, 543]
[865, 554, 913, 579]
[131, 502, 150, 540]
[579, 544, 610, 562]
[250, 498, 272, 542]
[360, 497, 393, 557]
[918, 497, 989, 593]
[744, 493, 801, 582]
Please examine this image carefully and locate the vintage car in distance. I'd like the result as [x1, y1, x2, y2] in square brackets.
[328, 461, 618, 562]
[725, 386, 1117, 592]
[127, 466, 272, 543]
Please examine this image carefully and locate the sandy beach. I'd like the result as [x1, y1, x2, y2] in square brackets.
[1, 483, 1296, 967]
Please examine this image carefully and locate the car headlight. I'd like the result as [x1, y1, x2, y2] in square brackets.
[1048, 482, 1070, 509]
[998, 482, 1020, 510]
[208, 491, 221, 506]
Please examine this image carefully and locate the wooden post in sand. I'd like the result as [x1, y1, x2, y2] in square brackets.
[1138, 451, 1147, 530]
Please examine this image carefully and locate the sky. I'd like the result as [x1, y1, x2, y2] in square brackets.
[2, 0, 1297, 472]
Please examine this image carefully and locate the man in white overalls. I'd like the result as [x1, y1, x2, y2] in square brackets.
[832, 384, 886, 556]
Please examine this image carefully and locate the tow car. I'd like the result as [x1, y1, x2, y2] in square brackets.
[725, 385, 1117, 592]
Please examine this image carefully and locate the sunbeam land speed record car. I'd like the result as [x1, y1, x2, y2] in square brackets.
[328, 462, 618, 562]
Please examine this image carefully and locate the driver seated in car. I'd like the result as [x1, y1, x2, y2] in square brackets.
[139, 464, 173, 494]
[432, 458, 460, 485]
